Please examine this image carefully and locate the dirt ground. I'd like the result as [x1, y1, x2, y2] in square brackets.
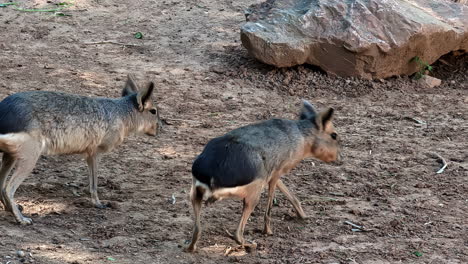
[0, 0, 467, 263]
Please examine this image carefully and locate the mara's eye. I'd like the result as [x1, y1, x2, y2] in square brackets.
[149, 108, 157, 115]
[331, 132, 337, 140]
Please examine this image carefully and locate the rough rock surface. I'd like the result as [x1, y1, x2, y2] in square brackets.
[419, 75, 442, 88]
[241, 0, 468, 79]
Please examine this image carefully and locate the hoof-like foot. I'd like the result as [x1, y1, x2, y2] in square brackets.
[17, 216, 33, 225]
[297, 213, 308, 220]
[94, 201, 110, 209]
[185, 245, 196, 253]
[263, 228, 273, 235]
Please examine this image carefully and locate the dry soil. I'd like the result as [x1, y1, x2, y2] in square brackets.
[0, 1, 467, 264]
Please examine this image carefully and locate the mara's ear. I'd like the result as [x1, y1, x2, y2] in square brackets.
[299, 99, 318, 121]
[136, 82, 155, 111]
[121, 74, 140, 97]
[316, 107, 334, 131]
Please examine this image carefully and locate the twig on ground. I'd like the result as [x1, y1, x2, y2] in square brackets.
[344, 220, 372, 232]
[427, 152, 448, 174]
[0, 3, 17, 7]
[329, 192, 345, 197]
[224, 228, 234, 239]
[13, 2, 73, 13]
[14, 7, 64, 12]
[434, 153, 448, 174]
[344, 220, 363, 229]
[137, 188, 159, 192]
[71, 189, 81, 197]
[83, 41, 139, 47]
[163, 118, 202, 124]
[295, 172, 312, 176]
[302, 197, 339, 203]
[438, 59, 452, 66]
[163, 118, 254, 127]
[404, 116, 427, 125]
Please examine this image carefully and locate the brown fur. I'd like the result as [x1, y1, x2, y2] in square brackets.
[0, 75, 161, 224]
[186, 100, 340, 252]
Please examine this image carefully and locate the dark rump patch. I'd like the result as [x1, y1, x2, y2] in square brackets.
[0, 95, 31, 134]
[192, 135, 263, 189]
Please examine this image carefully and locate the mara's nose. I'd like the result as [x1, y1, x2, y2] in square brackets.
[334, 152, 343, 165]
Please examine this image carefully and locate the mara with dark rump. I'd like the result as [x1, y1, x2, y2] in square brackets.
[187, 100, 340, 252]
[0, 75, 161, 225]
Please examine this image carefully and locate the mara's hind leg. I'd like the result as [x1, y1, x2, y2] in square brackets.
[4, 141, 41, 225]
[276, 179, 307, 219]
[234, 188, 262, 246]
[0, 153, 17, 211]
[186, 184, 205, 252]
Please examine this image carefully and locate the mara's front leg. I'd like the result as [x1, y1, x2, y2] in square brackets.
[277, 179, 307, 219]
[86, 154, 106, 209]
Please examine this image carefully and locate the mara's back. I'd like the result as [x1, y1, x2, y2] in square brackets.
[0, 91, 133, 154]
[227, 119, 305, 152]
[192, 119, 307, 189]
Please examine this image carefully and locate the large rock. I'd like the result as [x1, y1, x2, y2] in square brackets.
[241, 0, 468, 79]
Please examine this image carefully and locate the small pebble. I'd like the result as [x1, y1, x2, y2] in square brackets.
[17, 250, 25, 258]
